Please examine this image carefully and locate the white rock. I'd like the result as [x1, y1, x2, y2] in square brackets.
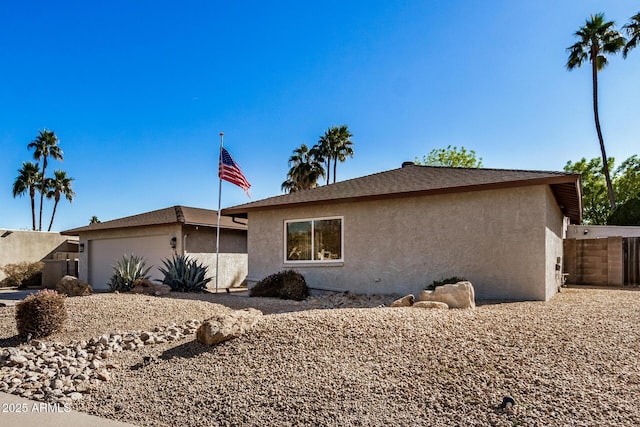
[418, 281, 475, 309]
[196, 308, 263, 346]
[390, 294, 415, 307]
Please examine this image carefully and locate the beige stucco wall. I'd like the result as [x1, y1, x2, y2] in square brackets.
[246, 185, 564, 301]
[0, 229, 77, 281]
[183, 225, 247, 253]
[189, 253, 248, 290]
[567, 224, 640, 240]
[544, 186, 566, 300]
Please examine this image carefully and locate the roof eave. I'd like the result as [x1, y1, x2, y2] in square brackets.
[223, 175, 582, 218]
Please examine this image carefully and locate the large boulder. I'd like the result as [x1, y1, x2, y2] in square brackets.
[196, 308, 263, 346]
[390, 294, 414, 307]
[56, 275, 93, 297]
[418, 281, 475, 309]
[131, 279, 171, 296]
[412, 301, 449, 310]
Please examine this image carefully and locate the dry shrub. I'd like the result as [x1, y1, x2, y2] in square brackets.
[15, 289, 67, 338]
[0, 261, 44, 288]
[250, 270, 309, 301]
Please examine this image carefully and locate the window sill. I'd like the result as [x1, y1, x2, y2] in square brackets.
[282, 261, 344, 268]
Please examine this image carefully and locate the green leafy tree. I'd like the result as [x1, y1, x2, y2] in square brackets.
[623, 12, 640, 57]
[27, 129, 64, 231]
[316, 125, 354, 184]
[566, 13, 626, 210]
[608, 197, 640, 225]
[565, 155, 640, 224]
[614, 155, 640, 202]
[415, 145, 483, 168]
[565, 157, 613, 225]
[12, 162, 42, 231]
[281, 144, 325, 193]
[89, 216, 101, 224]
[45, 170, 75, 231]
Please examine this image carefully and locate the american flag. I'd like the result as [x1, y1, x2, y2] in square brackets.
[219, 147, 251, 197]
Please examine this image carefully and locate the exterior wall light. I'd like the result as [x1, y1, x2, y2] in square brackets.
[170, 237, 177, 249]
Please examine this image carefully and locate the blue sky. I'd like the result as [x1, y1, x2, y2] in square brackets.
[1, 1, 639, 231]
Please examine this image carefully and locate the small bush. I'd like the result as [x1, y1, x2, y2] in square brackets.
[158, 254, 211, 292]
[15, 289, 67, 339]
[108, 254, 152, 292]
[251, 270, 309, 301]
[426, 276, 467, 291]
[0, 261, 44, 289]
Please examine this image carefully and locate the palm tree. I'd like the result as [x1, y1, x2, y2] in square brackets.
[27, 129, 64, 230]
[567, 13, 626, 210]
[89, 216, 101, 224]
[316, 125, 354, 184]
[45, 170, 75, 231]
[330, 125, 354, 183]
[12, 162, 41, 231]
[281, 144, 325, 193]
[623, 12, 640, 58]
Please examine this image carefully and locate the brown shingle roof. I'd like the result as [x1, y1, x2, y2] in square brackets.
[223, 164, 582, 223]
[61, 206, 247, 235]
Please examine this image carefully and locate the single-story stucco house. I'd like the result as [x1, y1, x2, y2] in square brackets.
[62, 205, 247, 291]
[223, 162, 582, 301]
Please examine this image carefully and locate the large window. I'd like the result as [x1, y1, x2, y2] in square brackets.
[285, 217, 343, 262]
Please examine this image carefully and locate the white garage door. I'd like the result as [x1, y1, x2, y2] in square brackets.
[89, 235, 171, 291]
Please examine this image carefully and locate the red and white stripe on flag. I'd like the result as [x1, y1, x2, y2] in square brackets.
[219, 147, 251, 197]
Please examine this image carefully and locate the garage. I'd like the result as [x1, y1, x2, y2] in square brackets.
[61, 205, 248, 292]
[89, 234, 171, 291]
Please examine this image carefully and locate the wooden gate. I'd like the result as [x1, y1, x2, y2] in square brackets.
[623, 237, 640, 286]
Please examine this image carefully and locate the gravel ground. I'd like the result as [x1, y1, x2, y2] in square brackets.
[1, 287, 640, 426]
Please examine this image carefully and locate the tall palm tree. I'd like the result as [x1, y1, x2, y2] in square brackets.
[12, 162, 42, 231]
[315, 131, 332, 184]
[27, 129, 64, 230]
[330, 125, 354, 183]
[567, 13, 626, 209]
[281, 144, 325, 193]
[45, 170, 75, 231]
[623, 12, 640, 58]
[316, 125, 354, 184]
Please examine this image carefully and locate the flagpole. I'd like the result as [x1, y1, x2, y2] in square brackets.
[215, 132, 224, 293]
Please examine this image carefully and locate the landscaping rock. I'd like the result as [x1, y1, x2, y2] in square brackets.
[418, 281, 475, 309]
[412, 301, 449, 309]
[131, 279, 171, 296]
[390, 294, 414, 307]
[196, 308, 263, 346]
[56, 275, 93, 297]
[0, 318, 202, 406]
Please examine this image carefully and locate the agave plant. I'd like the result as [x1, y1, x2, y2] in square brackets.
[158, 254, 211, 292]
[108, 254, 152, 292]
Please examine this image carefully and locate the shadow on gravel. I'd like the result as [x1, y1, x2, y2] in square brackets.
[158, 339, 212, 361]
[159, 291, 316, 315]
[0, 335, 23, 348]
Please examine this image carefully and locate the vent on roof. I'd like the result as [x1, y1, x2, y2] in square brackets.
[401, 161, 415, 168]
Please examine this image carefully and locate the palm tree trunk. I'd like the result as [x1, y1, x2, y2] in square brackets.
[333, 160, 337, 184]
[591, 50, 617, 210]
[38, 157, 47, 231]
[30, 189, 36, 231]
[48, 197, 59, 232]
[326, 158, 331, 185]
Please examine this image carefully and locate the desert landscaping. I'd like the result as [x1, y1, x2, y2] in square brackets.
[1, 287, 640, 426]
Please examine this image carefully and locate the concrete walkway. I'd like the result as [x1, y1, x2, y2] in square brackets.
[0, 288, 38, 307]
[0, 391, 137, 426]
